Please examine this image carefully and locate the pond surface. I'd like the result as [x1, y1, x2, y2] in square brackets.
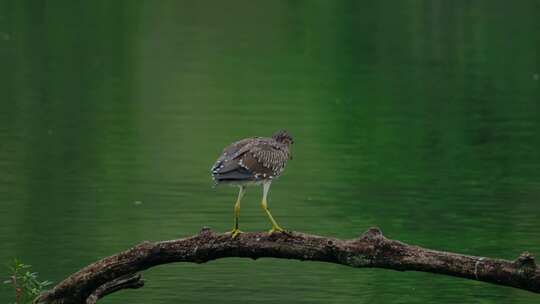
[1, 1, 540, 303]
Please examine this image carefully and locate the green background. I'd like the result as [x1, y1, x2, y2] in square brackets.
[1, 1, 540, 303]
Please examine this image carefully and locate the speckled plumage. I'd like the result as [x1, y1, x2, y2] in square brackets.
[211, 131, 293, 185]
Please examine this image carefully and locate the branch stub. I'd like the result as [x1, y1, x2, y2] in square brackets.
[515, 251, 536, 277]
[359, 227, 384, 241]
[199, 227, 213, 236]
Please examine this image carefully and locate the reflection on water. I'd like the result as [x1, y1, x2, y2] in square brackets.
[1, 1, 540, 303]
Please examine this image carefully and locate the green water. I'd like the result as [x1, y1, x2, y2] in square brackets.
[1, 1, 540, 303]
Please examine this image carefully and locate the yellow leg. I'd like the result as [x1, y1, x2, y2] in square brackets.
[261, 182, 284, 234]
[230, 186, 245, 239]
[261, 198, 284, 233]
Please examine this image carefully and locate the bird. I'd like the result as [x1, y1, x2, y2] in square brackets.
[211, 130, 294, 238]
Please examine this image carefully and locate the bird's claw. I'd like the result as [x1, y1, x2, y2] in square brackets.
[268, 226, 289, 235]
[230, 229, 243, 239]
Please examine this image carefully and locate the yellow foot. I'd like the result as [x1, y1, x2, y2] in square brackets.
[268, 226, 284, 234]
[230, 228, 243, 239]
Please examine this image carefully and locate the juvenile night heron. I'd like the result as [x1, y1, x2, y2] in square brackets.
[211, 130, 294, 238]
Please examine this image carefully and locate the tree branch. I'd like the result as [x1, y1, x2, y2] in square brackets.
[34, 227, 540, 303]
[85, 274, 144, 304]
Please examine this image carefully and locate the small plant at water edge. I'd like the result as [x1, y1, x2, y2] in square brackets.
[3, 259, 51, 304]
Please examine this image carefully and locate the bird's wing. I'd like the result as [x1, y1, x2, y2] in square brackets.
[240, 140, 290, 177]
[211, 137, 256, 174]
[212, 137, 290, 180]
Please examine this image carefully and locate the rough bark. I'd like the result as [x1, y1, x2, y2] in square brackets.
[85, 274, 143, 304]
[34, 227, 540, 303]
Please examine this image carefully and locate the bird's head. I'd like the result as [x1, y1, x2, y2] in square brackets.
[272, 130, 294, 146]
